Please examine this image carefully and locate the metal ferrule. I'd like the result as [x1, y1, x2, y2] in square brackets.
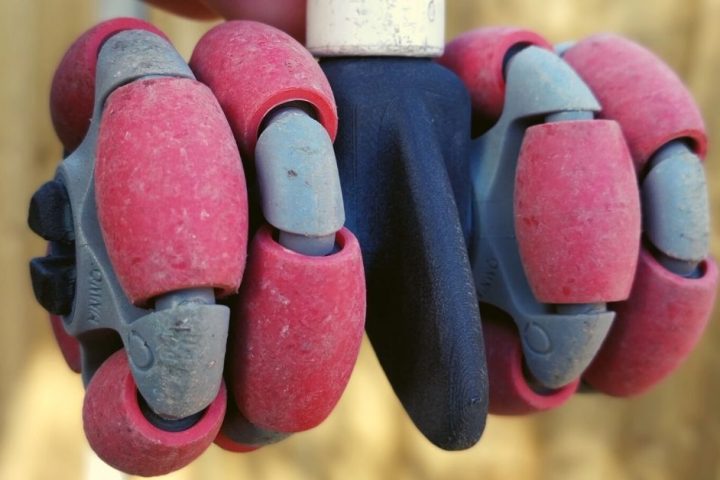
[306, 0, 446, 57]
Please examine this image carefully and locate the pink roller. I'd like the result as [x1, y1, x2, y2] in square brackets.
[230, 226, 365, 433]
[563, 34, 707, 171]
[50, 18, 166, 152]
[584, 249, 718, 396]
[484, 315, 578, 415]
[83, 350, 226, 476]
[49, 314, 81, 373]
[44, 243, 81, 373]
[438, 27, 552, 122]
[142, 0, 218, 19]
[515, 120, 641, 304]
[213, 432, 260, 453]
[189, 21, 337, 158]
[96, 77, 248, 305]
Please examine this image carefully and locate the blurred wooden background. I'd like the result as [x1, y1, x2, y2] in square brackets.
[1, 0, 719, 479]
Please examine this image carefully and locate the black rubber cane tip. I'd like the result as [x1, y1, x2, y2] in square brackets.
[29, 255, 76, 315]
[28, 180, 74, 243]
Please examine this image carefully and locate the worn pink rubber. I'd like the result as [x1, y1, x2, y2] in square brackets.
[564, 34, 716, 395]
[83, 350, 226, 476]
[584, 250, 718, 396]
[143, 0, 218, 19]
[95, 77, 248, 306]
[515, 120, 641, 303]
[44, 242, 81, 373]
[189, 21, 337, 158]
[213, 432, 260, 453]
[49, 18, 166, 152]
[230, 226, 365, 432]
[563, 34, 707, 171]
[483, 314, 578, 415]
[49, 314, 81, 373]
[438, 27, 552, 122]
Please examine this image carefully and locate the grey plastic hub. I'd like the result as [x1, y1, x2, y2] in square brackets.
[642, 140, 709, 275]
[255, 107, 345, 256]
[154, 288, 215, 310]
[546, 111, 594, 123]
[55, 30, 228, 420]
[554, 41, 577, 57]
[278, 231, 336, 256]
[95, 30, 194, 109]
[470, 46, 614, 389]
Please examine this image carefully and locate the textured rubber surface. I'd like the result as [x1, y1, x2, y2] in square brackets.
[482, 308, 578, 415]
[28, 181, 74, 243]
[83, 350, 226, 476]
[584, 249, 718, 396]
[49, 314, 81, 373]
[438, 27, 552, 123]
[563, 34, 707, 170]
[28, 178, 77, 320]
[321, 57, 487, 451]
[214, 432, 259, 453]
[96, 77, 248, 305]
[190, 21, 337, 158]
[143, 0, 218, 19]
[49, 18, 166, 152]
[29, 254, 75, 316]
[515, 120, 640, 303]
[214, 389, 288, 452]
[230, 226, 365, 432]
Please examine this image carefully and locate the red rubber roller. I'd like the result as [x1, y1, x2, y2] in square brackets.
[483, 312, 578, 415]
[83, 350, 226, 476]
[438, 27, 552, 122]
[189, 21, 337, 158]
[95, 77, 248, 305]
[43, 243, 81, 374]
[230, 226, 365, 433]
[50, 18, 166, 152]
[49, 314, 81, 373]
[214, 432, 259, 453]
[584, 249, 718, 396]
[515, 120, 641, 303]
[563, 34, 707, 170]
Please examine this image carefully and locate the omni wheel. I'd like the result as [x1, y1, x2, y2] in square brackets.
[482, 305, 578, 415]
[49, 18, 165, 152]
[82, 350, 226, 476]
[564, 34, 718, 396]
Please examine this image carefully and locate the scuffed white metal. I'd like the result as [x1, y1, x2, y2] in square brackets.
[306, 0, 445, 57]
